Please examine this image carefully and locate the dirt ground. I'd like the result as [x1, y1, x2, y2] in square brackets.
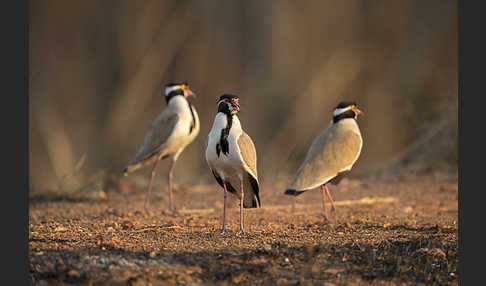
[29, 172, 458, 286]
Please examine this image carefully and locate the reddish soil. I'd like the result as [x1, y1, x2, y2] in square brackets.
[29, 173, 458, 285]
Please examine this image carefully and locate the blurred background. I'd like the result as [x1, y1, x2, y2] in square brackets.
[29, 0, 457, 196]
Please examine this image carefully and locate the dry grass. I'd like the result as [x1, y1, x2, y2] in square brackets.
[29, 0, 457, 194]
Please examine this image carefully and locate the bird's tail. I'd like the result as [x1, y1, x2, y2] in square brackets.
[122, 162, 144, 176]
[243, 196, 259, 208]
[284, 189, 306, 196]
[123, 153, 163, 176]
[243, 174, 261, 208]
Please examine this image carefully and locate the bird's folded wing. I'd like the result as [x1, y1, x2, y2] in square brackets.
[288, 127, 362, 191]
[237, 132, 258, 180]
[127, 110, 179, 166]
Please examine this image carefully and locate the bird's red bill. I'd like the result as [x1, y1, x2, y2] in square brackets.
[231, 99, 240, 111]
[186, 88, 195, 97]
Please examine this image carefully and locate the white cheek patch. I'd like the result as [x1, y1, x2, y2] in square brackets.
[333, 106, 352, 117]
[165, 85, 182, 96]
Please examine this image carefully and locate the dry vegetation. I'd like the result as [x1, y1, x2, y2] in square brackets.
[29, 0, 457, 193]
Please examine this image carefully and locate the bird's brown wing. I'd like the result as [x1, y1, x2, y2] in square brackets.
[123, 110, 179, 174]
[288, 125, 362, 191]
[237, 132, 261, 207]
[237, 132, 258, 179]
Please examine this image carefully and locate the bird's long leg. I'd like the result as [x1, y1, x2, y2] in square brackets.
[324, 185, 336, 215]
[221, 183, 228, 233]
[144, 155, 162, 213]
[239, 178, 245, 233]
[320, 184, 329, 221]
[167, 159, 177, 212]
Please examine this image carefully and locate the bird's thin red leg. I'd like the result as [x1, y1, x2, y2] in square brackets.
[221, 183, 228, 233]
[167, 159, 177, 212]
[320, 184, 329, 221]
[324, 185, 336, 214]
[144, 155, 162, 213]
[239, 179, 245, 233]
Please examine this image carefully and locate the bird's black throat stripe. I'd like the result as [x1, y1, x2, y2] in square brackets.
[166, 93, 196, 135]
[185, 98, 196, 134]
[333, 109, 356, 123]
[216, 144, 221, 157]
[216, 113, 233, 157]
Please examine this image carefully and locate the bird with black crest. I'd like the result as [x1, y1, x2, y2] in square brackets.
[205, 94, 261, 233]
[123, 82, 200, 213]
[284, 101, 363, 221]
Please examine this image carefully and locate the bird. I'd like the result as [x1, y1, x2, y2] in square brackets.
[284, 101, 363, 221]
[205, 94, 261, 233]
[123, 82, 200, 213]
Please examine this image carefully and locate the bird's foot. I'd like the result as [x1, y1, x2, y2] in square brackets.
[220, 226, 228, 233]
[330, 207, 337, 218]
[168, 203, 178, 213]
[168, 208, 179, 217]
[322, 215, 331, 224]
[143, 206, 152, 215]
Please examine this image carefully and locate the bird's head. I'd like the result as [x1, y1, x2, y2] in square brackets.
[332, 101, 362, 123]
[164, 82, 195, 103]
[217, 94, 240, 115]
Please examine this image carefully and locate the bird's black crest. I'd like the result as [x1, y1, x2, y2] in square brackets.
[335, 101, 357, 109]
[219, 94, 239, 102]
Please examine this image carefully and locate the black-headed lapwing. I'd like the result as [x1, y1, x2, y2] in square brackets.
[123, 82, 200, 212]
[284, 101, 363, 221]
[205, 94, 261, 233]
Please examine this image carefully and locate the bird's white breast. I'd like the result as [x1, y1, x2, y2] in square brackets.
[205, 113, 245, 181]
[164, 96, 199, 157]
